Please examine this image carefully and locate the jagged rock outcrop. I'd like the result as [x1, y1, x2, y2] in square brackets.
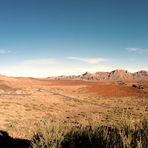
[107, 70, 133, 80]
[133, 70, 148, 80]
[49, 69, 148, 81]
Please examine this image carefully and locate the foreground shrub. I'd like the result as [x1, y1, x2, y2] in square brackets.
[119, 118, 148, 148]
[62, 125, 123, 148]
[31, 118, 148, 148]
[31, 120, 65, 148]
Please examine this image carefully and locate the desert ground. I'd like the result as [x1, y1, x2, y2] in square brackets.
[0, 76, 147, 140]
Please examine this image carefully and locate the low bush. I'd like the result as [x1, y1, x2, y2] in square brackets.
[31, 117, 147, 148]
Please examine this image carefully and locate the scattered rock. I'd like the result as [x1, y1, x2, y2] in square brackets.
[132, 84, 144, 89]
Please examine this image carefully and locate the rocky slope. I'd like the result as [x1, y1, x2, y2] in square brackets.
[49, 69, 148, 81]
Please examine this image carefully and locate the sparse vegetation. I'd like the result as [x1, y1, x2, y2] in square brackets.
[0, 77, 147, 147]
[31, 114, 148, 148]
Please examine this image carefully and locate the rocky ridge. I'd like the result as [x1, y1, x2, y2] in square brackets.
[49, 69, 148, 81]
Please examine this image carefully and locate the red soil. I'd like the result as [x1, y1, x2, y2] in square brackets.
[85, 84, 148, 97]
[50, 80, 148, 97]
[0, 76, 147, 97]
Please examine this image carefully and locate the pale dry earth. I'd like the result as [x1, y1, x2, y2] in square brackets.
[0, 76, 147, 140]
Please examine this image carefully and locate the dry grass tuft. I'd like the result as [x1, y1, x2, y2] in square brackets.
[31, 113, 148, 148]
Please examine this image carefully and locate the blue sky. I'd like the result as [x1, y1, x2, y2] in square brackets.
[0, 0, 148, 77]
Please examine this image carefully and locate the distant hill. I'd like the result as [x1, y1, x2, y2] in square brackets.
[0, 69, 148, 81]
[49, 69, 148, 81]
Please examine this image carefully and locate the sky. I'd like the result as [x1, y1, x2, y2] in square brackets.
[0, 0, 148, 77]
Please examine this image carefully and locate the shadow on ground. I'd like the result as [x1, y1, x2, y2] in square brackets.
[0, 131, 30, 148]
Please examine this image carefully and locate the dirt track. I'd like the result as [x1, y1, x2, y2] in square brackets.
[0, 78, 147, 139]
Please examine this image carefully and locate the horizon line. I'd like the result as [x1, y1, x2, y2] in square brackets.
[0, 68, 147, 79]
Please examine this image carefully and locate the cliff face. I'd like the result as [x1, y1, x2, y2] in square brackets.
[133, 70, 148, 80]
[107, 70, 133, 80]
[51, 69, 148, 81]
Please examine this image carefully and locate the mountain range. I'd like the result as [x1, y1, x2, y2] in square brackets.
[0, 69, 148, 81]
[49, 69, 148, 81]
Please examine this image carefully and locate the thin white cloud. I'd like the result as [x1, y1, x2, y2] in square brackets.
[74, 65, 112, 73]
[0, 49, 11, 54]
[67, 57, 108, 65]
[126, 48, 148, 53]
[23, 58, 58, 65]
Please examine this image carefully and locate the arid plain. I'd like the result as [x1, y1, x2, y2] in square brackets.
[0, 71, 148, 140]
